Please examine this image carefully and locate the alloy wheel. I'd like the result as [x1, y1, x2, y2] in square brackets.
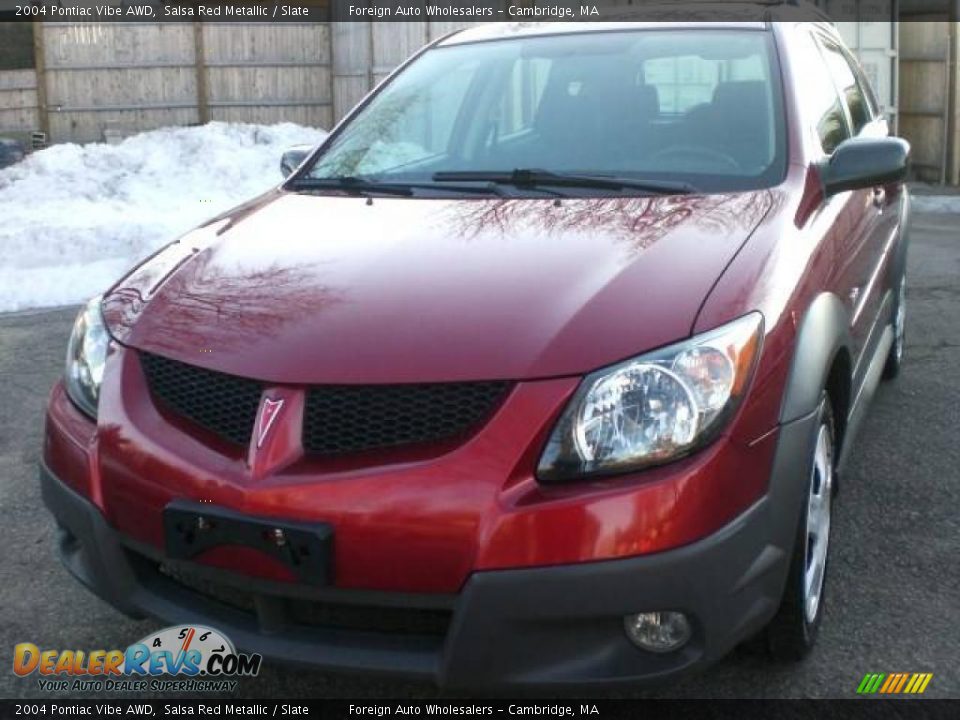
[803, 423, 833, 624]
[894, 279, 906, 363]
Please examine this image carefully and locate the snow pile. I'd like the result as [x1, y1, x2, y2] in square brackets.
[0, 122, 327, 313]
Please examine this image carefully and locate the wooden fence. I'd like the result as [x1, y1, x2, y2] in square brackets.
[899, 21, 953, 183]
[0, 21, 332, 143]
[0, 20, 487, 143]
[0, 68, 38, 136]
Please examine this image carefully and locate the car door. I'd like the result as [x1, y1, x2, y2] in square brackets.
[814, 33, 897, 390]
[796, 28, 883, 384]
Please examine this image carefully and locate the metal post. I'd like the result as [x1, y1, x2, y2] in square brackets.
[193, 22, 210, 125]
[948, 0, 960, 184]
[31, 21, 50, 140]
[892, 2, 899, 136]
[326, 17, 335, 126]
[941, 40, 950, 185]
[366, 20, 375, 92]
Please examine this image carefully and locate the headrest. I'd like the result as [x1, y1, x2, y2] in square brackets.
[635, 83, 660, 114]
[712, 80, 768, 111]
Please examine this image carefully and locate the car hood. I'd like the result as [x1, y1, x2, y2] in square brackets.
[103, 190, 776, 383]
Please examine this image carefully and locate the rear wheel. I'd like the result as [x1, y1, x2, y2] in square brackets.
[882, 275, 906, 380]
[765, 395, 835, 661]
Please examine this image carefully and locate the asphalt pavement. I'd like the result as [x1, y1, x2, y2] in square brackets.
[0, 211, 957, 699]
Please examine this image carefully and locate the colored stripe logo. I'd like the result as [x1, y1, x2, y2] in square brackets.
[857, 672, 933, 694]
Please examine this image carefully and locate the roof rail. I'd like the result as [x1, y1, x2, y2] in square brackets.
[593, 0, 836, 24]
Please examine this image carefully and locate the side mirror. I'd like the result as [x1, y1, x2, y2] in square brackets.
[280, 145, 313, 178]
[820, 136, 910, 197]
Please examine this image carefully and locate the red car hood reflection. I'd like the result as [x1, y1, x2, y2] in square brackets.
[103, 191, 775, 383]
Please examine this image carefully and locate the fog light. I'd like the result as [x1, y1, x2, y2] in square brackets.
[624, 611, 691, 652]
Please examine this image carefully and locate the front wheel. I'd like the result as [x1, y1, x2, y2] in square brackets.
[882, 275, 906, 380]
[765, 395, 836, 661]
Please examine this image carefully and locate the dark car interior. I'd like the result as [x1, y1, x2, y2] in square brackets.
[482, 55, 780, 181]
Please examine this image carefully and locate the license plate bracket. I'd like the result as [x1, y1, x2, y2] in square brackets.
[163, 499, 333, 585]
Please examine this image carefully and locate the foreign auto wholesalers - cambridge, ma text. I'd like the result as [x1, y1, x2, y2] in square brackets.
[346, 4, 600, 18]
[348, 705, 596, 716]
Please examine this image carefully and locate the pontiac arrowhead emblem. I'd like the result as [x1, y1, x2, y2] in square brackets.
[256, 397, 285, 448]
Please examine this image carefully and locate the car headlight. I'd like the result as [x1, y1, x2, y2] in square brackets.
[537, 313, 763, 482]
[65, 296, 109, 419]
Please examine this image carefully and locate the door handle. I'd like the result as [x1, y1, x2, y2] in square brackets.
[872, 186, 886, 209]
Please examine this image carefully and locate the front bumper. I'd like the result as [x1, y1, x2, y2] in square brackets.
[39, 405, 817, 690]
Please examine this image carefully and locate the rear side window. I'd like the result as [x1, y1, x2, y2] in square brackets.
[795, 32, 850, 154]
[819, 38, 874, 135]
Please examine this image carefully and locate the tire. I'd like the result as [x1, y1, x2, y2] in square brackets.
[765, 395, 836, 661]
[882, 275, 906, 380]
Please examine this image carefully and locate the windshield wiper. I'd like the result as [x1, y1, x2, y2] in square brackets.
[290, 177, 415, 196]
[290, 176, 508, 197]
[432, 169, 698, 195]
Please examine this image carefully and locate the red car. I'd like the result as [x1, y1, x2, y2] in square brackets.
[43, 21, 910, 689]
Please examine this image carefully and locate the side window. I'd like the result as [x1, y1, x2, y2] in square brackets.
[819, 39, 874, 136]
[795, 32, 850, 155]
[846, 48, 881, 118]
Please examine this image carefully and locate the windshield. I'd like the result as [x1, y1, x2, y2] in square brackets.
[298, 29, 786, 195]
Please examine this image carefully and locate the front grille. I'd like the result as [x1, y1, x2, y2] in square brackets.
[156, 559, 452, 638]
[287, 599, 452, 637]
[302, 382, 512, 456]
[139, 352, 511, 456]
[140, 352, 262, 447]
[159, 560, 257, 612]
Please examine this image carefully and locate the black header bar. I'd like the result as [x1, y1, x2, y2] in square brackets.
[0, 699, 957, 720]
[0, 0, 932, 24]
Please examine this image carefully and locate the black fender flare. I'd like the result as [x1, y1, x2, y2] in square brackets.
[779, 292, 852, 425]
[888, 188, 911, 294]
